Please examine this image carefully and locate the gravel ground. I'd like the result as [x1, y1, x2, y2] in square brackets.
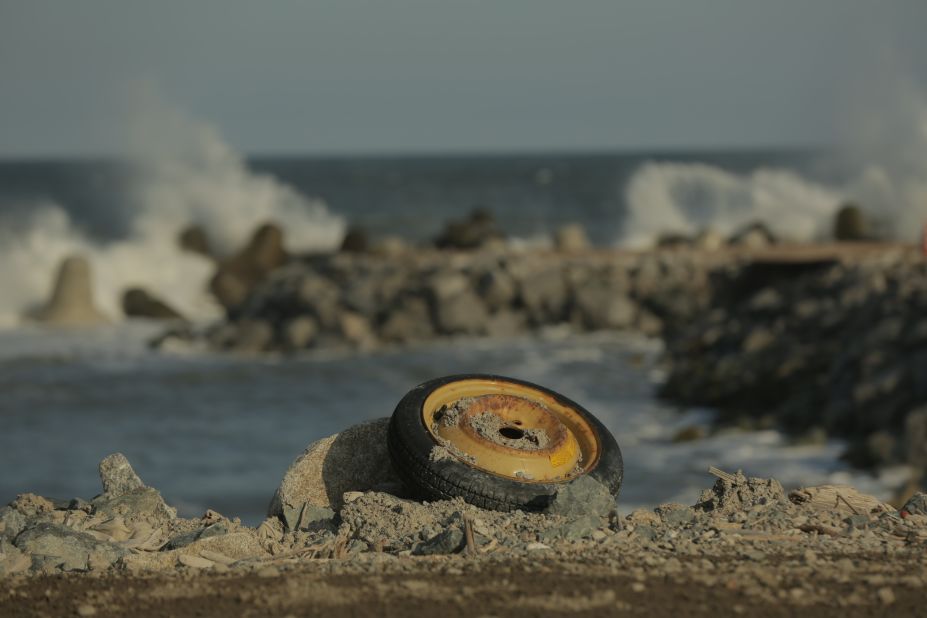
[2, 454, 926, 617]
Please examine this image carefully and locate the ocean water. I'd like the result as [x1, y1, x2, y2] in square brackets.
[1, 126, 921, 521]
[0, 325, 905, 524]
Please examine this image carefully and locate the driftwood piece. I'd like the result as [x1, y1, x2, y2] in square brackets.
[788, 485, 892, 515]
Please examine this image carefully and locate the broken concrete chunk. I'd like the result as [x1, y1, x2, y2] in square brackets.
[14, 523, 126, 572]
[695, 470, 787, 514]
[901, 492, 927, 516]
[545, 476, 615, 520]
[91, 487, 176, 523]
[788, 485, 891, 515]
[99, 453, 145, 497]
[412, 527, 465, 556]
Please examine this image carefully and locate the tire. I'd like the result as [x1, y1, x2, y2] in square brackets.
[387, 374, 623, 512]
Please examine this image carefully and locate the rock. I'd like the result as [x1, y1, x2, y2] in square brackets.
[178, 554, 215, 569]
[379, 297, 435, 343]
[337, 311, 376, 347]
[657, 233, 692, 249]
[516, 266, 568, 324]
[9, 493, 55, 515]
[230, 319, 274, 353]
[282, 316, 318, 350]
[93, 454, 175, 522]
[435, 208, 505, 250]
[788, 485, 890, 515]
[546, 476, 615, 520]
[0, 542, 31, 575]
[14, 523, 126, 572]
[0, 506, 28, 541]
[538, 514, 602, 542]
[166, 523, 230, 550]
[904, 407, 927, 476]
[268, 418, 402, 517]
[554, 224, 590, 252]
[433, 289, 489, 335]
[672, 426, 707, 443]
[901, 493, 927, 516]
[281, 504, 336, 532]
[209, 223, 288, 311]
[178, 225, 214, 259]
[121, 288, 185, 321]
[694, 229, 725, 251]
[99, 453, 145, 497]
[729, 222, 776, 248]
[695, 471, 786, 514]
[476, 269, 517, 312]
[31, 255, 109, 326]
[412, 527, 465, 555]
[340, 226, 370, 253]
[573, 285, 636, 330]
[296, 272, 342, 330]
[372, 236, 407, 257]
[834, 203, 868, 241]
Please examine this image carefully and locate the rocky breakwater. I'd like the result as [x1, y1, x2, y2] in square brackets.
[166, 247, 725, 354]
[661, 245, 927, 486]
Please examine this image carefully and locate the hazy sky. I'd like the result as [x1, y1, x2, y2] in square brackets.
[1, 1, 926, 157]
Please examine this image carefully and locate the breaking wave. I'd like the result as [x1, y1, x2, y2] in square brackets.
[618, 77, 927, 248]
[0, 98, 345, 327]
[618, 163, 842, 248]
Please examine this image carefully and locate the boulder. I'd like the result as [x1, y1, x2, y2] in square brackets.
[379, 297, 435, 343]
[178, 225, 214, 259]
[14, 523, 126, 572]
[554, 224, 590, 252]
[573, 282, 636, 330]
[282, 316, 318, 350]
[268, 418, 402, 521]
[435, 208, 505, 250]
[122, 288, 185, 321]
[91, 453, 176, 523]
[209, 223, 288, 311]
[834, 203, 868, 241]
[695, 229, 725, 251]
[515, 266, 568, 324]
[32, 255, 109, 326]
[476, 269, 517, 312]
[729, 222, 777, 248]
[340, 226, 369, 253]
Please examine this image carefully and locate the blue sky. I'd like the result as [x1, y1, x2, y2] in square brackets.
[1, 1, 925, 156]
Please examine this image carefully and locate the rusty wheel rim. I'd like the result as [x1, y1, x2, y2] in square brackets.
[421, 378, 601, 483]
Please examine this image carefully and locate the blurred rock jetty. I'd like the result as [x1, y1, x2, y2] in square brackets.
[151, 215, 927, 488]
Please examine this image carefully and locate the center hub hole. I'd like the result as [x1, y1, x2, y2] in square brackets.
[499, 426, 525, 440]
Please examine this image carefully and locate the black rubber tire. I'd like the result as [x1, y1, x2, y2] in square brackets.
[387, 374, 623, 512]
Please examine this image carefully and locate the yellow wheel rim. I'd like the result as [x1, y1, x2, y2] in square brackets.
[422, 378, 601, 483]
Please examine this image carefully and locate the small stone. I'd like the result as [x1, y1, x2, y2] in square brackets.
[178, 554, 215, 569]
[76, 604, 97, 617]
[546, 475, 615, 519]
[98, 453, 145, 497]
[630, 582, 646, 593]
[256, 566, 279, 577]
[412, 528, 464, 556]
[342, 492, 364, 504]
[525, 542, 550, 551]
[877, 587, 896, 605]
[802, 550, 817, 564]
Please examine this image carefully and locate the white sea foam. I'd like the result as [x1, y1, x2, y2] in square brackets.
[0, 95, 345, 326]
[618, 163, 841, 248]
[617, 76, 927, 248]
